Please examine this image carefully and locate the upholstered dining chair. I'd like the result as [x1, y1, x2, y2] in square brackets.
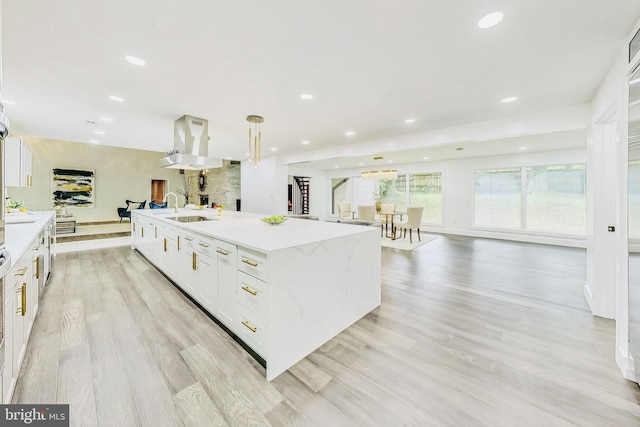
[338, 202, 352, 219]
[375, 203, 396, 237]
[357, 205, 376, 224]
[394, 206, 424, 243]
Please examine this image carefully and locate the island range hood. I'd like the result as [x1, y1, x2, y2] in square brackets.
[160, 115, 223, 170]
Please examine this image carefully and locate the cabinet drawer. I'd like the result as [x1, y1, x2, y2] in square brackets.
[182, 232, 215, 257]
[237, 247, 268, 281]
[237, 271, 267, 319]
[236, 305, 266, 357]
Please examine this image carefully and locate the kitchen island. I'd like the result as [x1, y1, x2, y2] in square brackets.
[131, 209, 381, 380]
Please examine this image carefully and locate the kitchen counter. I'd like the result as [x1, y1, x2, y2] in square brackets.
[5, 211, 54, 269]
[135, 208, 375, 253]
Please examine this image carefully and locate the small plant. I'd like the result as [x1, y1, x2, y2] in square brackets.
[7, 199, 24, 209]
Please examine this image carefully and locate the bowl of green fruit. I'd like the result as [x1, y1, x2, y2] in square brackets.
[261, 215, 288, 225]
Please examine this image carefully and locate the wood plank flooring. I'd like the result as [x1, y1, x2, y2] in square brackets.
[13, 235, 640, 426]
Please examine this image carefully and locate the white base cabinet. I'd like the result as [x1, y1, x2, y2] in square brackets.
[131, 210, 381, 381]
[215, 240, 237, 330]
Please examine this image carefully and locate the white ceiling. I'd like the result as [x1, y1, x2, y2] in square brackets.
[3, 1, 640, 169]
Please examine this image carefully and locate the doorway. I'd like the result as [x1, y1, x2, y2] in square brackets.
[151, 179, 167, 204]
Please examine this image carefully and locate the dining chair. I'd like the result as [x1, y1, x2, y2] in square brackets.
[375, 203, 395, 237]
[338, 202, 352, 219]
[394, 206, 424, 243]
[357, 205, 376, 224]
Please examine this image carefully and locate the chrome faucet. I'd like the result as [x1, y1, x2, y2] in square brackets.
[163, 192, 179, 213]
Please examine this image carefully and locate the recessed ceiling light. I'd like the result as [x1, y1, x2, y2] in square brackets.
[2, 99, 15, 105]
[226, 157, 232, 160]
[95, 130, 106, 135]
[334, 165, 339, 168]
[345, 131, 355, 136]
[423, 156, 429, 160]
[388, 160, 393, 163]
[301, 140, 310, 145]
[89, 139, 99, 144]
[244, 152, 250, 156]
[478, 11, 503, 28]
[519, 146, 527, 150]
[358, 163, 364, 166]
[300, 94, 313, 100]
[404, 119, 416, 124]
[502, 96, 517, 103]
[109, 95, 124, 102]
[100, 117, 112, 122]
[125, 56, 146, 66]
[270, 147, 278, 151]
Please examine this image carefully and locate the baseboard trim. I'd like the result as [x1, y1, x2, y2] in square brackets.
[617, 344, 636, 382]
[584, 283, 594, 313]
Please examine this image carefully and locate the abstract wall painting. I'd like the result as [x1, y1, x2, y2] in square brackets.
[52, 168, 95, 208]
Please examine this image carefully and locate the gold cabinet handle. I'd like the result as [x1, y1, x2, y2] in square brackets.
[242, 258, 258, 267]
[142, 227, 144, 238]
[177, 235, 180, 251]
[22, 284, 26, 316]
[155, 227, 158, 238]
[217, 248, 229, 256]
[14, 267, 28, 276]
[241, 320, 257, 333]
[163, 238, 167, 252]
[133, 223, 136, 232]
[192, 252, 197, 271]
[35, 257, 40, 279]
[241, 285, 257, 296]
[198, 242, 210, 248]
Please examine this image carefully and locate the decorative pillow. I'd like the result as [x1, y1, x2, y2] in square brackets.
[126, 202, 141, 212]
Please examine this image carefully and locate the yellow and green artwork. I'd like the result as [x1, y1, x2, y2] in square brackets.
[52, 168, 95, 208]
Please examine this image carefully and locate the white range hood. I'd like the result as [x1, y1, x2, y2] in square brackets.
[160, 115, 223, 171]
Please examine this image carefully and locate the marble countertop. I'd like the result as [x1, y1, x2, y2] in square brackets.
[4, 211, 54, 269]
[134, 209, 378, 253]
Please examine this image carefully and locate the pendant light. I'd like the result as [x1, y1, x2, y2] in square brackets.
[246, 115, 264, 166]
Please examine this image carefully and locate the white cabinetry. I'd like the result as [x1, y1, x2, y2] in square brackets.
[180, 232, 217, 314]
[5, 137, 32, 187]
[156, 223, 180, 281]
[215, 240, 237, 330]
[235, 247, 268, 357]
[3, 248, 32, 403]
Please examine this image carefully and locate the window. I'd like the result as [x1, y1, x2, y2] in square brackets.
[331, 172, 443, 225]
[474, 168, 521, 228]
[525, 164, 586, 234]
[409, 173, 442, 223]
[474, 163, 586, 235]
[629, 160, 640, 241]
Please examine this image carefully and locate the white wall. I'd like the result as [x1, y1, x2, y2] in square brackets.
[6, 136, 183, 222]
[240, 156, 288, 215]
[288, 166, 329, 220]
[326, 143, 587, 247]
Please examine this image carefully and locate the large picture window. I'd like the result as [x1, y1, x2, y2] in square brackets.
[474, 168, 521, 228]
[332, 172, 443, 224]
[474, 163, 586, 235]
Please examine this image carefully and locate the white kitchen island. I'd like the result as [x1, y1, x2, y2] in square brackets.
[131, 209, 381, 380]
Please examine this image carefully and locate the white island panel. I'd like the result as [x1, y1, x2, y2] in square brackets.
[266, 228, 380, 380]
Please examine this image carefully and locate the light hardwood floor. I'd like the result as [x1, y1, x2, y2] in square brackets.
[14, 235, 640, 426]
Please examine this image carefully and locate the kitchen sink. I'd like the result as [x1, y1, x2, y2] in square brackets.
[166, 215, 218, 223]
